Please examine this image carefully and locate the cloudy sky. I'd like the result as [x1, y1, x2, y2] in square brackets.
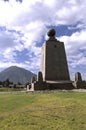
[0, 0, 86, 80]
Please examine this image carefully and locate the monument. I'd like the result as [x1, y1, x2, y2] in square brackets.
[40, 29, 70, 81]
[27, 29, 86, 91]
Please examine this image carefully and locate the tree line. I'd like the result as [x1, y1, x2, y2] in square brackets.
[0, 78, 23, 88]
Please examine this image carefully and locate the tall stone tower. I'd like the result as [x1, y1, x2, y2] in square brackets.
[40, 29, 70, 81]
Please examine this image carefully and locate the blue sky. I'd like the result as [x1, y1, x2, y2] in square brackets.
[0, 0, 86, 80]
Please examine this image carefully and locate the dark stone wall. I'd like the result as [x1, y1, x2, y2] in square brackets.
[33, 81, 74, 90]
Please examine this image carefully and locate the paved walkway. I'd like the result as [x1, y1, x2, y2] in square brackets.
[0, 89, 86, 94]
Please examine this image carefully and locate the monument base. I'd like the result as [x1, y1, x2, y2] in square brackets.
[27, 80, 75, 91]
[73, 81, 86, 89]
[27, 71, 86, 92]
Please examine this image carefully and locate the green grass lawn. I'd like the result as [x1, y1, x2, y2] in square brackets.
[0, 87, 25, 92]
[0, 92, 86, 130]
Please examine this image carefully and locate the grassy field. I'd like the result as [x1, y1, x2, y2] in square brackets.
[0, 92, 86, 130]
[0, 87, 25, 92]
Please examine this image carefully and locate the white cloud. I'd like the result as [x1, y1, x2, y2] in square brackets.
[0, 28, 24, 61]
[59, 30, 86, 54]
[59, 30, 86, 56]
[0, 0, 86, 27]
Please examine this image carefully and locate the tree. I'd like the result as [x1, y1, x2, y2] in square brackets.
[2, 79, 10, 87]
[18, 82, 22, 85]
[0, 81, 2, 85]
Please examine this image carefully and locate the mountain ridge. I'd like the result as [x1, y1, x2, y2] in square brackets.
[0, 66, 37, 84]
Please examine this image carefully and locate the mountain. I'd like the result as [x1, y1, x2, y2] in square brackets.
[0, 66, 37, 84]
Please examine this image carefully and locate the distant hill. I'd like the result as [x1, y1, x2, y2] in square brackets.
[0, 66, 37, 84]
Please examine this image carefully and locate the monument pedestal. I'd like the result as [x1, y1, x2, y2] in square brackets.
[28, 80, 74, 91]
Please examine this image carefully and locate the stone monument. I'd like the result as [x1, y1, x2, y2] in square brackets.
[27, 29, 86, 91]
[40, 29, 70, 81]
